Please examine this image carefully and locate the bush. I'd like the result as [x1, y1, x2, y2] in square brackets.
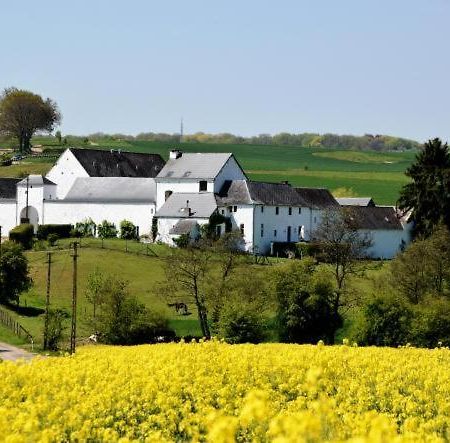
[356, 296, 413, 347]
[296, 242, 324, 259]
[47, 233, 59, 247]
[45, 309, 69, 351]
[120, 220, 137, 240]
[97, 220, 117, 239]
[74, 218, 96, 237]
[37, 224, 72, 240]
[218, 305, 266, 344]
[9, 224, 34, 249]
[0, 241, 32, 304]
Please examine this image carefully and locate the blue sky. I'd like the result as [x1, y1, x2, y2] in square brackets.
[1, 0, 449, 142]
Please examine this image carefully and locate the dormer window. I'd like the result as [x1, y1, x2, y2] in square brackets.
[199, 180, 207, 192]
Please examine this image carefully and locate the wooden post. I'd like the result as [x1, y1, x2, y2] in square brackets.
[70, 242, 79, 354]
[43, 252, 52, 350]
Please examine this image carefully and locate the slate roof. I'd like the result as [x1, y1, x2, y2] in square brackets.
[216, 180, 338, 208]
[69, 148, 165, 178]
[156, 193, 217, 218]
[169, 219, 199, 235]
[63, 177, 156, 202]
[0, 178, 20, 199]
[346, 206, 403, 230]
[294, 188, 339, 209]
[336, 197, 375, 207]
[17, 175, 56, 186]
[156, 153, 233, 180]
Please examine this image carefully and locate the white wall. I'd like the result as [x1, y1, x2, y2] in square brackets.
[217, 205, 255, 251]
[0, 201, 18, 235]
[43, 201, 156, 236]
[46, 149, 89, 198]
[157, 217, 209, 245]
[364, 228, 411, 259]
[16, 184, 44, 230]
[213, 156, 246, 193]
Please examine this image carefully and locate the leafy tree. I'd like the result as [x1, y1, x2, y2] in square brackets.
[313, 208, 373, 314]
[85, 269, 107, 321]
[97, 220, 117, 239]
[95, 276, 170, 344]
[46, 309, 68, 351]
[120, 220, 137, 240]
[398, 138, 450, 237]
[55, 130, 62, 144]
[274, 259, 342, 344]
[356, 296, 413, 347]
[0, 242, 32, 304]
[0, 87, 61, 153]
[75, 218, 96, 237]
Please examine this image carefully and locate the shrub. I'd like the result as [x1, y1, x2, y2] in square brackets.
[74, 218, 96, 237]
[120, 220, 137, 240]
[45, 309, 69, 351]
[218, 305, 266, 344]
[37, 224, 72, 240]
[0, 241, 32, 304]
[47, 233, 59, 247]
[97, 220, 117, 239]
[9, 224, 34, 249]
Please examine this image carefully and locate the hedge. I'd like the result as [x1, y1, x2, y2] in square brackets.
[37, 224, 73, 240]
[9, 224, 34, 249]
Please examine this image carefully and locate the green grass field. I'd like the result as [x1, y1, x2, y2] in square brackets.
[0, 137, 416, 204]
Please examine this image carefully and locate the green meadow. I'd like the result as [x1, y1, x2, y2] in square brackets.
[1, 136, 416, 204]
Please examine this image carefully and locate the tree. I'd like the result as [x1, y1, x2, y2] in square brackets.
[97, 220, 117, 239]
[55, 130, 62, 144]
[95, 275, 171, 344]
[162, 244, 213, 337]
[85, 269, 107, 322]
[0, 87, 61, 153]
[120, 220, 137, 240]
[313, 208, 373, 315]
[398, 138, 450, 237]
[274, 259, 341, 344]
[0, 242, 32, 304]
[46, 309, 68, 351]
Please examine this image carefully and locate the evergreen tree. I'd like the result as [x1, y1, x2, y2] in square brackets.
[398, 138, 450, 237]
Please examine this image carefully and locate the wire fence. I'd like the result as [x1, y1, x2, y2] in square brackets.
[0, 307, 34, 349]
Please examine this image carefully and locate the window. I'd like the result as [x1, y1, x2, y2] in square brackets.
[260, 224, 264, 238]
[240, 224, 245, 235]
[298, 207, 302, 214]
[288, 207, 292, 215]
[314, 216, 317, 223]
[261, 206, 264, 213]
[228, 206, 232, 212]
[150, 208, 154, 214]
[275, 207, 279, 215]
[165, 190, 173, 201]
[221, 209, 225, 215]
[199, 180, 207, 192]
[233, 206, 237, 212]
[274, 229, 277, 238]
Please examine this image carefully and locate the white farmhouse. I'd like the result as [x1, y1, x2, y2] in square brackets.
[0, 147, 412, 258]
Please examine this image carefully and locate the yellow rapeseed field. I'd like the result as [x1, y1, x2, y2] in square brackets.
[0, 341, 449, 442]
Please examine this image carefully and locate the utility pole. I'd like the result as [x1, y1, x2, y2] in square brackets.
[70, 242, 79, 354]
[0, 226, 2, 260]
[25, 176, 29, 221]
[43, 252, 52, 350]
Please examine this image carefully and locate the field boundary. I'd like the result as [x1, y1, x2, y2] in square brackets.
[0, 307, 34, 348]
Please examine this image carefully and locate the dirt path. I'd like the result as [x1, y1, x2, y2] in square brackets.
[0, 342, 35, 362]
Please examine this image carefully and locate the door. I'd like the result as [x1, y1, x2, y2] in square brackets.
[287, 226, 291, 242]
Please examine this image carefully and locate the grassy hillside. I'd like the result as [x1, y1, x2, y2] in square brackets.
[1, 136, 415, 204]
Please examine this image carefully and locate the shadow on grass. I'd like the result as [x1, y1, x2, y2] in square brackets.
[4, 303, 45, 317]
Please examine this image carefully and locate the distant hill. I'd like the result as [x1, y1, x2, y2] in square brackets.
[20, 131, 420, 152]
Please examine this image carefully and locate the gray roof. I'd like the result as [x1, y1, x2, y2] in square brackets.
[346, 206, 403, 230]
[69, 148, 165, 178]
[156, 193, 217, 218]
[156, 153, 233, 180]
[336, 197, 375, 207]
[0, 178, 20, 199]
[63, 177, 156, 202]
[215, 180, 253, 205]
[17, 175, 56, 186]
[294, 188, 339, 209]
[169, 219, 199, 235]
[246, 181, 305, 206]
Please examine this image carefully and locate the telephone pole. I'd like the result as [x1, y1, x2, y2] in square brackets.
[43, 252, 52, 350]
[70, 242, 79, 354]
[0, 226, 2, 259]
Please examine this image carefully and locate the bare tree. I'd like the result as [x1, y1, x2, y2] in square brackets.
[313, 208, 373, 314]
[0, 87, 61, 153]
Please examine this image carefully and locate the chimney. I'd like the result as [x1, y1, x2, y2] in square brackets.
[170, 149, 182, 160]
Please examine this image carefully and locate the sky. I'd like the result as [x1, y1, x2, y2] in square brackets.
[1, 0, 449, 142]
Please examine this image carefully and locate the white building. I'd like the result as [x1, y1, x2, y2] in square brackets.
[0, 147, 411, 258]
